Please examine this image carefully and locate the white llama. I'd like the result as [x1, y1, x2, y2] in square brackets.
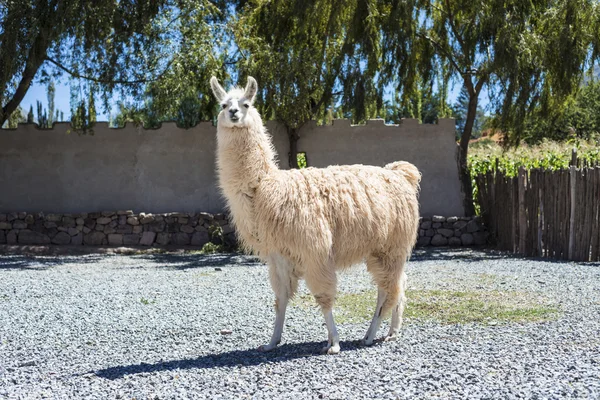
[210, 76, 421, 354]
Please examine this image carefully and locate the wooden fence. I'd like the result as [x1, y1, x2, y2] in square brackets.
[475, 164, 600, 261]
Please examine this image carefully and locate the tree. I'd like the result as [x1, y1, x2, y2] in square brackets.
[47, 80, 55, 126]
[452, 88, 488, 140]
[0, 0, 219, 128]
[27, 105, 34, 124]
[380, 0, 600, 215]
[235, 0, 384, 168]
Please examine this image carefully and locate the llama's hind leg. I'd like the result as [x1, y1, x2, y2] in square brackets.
[305, 268, 340, 355]
[385, 270, 407, 341]
[363, 255, 406, 345]
[362, 286, 387, 346]
[258, 254, 298, 352]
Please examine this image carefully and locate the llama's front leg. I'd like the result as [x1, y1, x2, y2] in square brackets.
[258, 255, 297, 352]
[322, 307, 340, 355]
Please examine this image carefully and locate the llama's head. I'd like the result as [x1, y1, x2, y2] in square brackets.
[210, 76, 259, 129]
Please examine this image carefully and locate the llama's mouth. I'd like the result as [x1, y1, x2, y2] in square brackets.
[230, 117, 240, 123]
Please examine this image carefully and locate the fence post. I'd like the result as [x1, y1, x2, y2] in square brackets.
[568, 149, 577, 260]
[518, 167, 527, 254]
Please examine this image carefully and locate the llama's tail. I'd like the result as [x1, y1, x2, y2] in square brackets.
[385, 161, 421, 189]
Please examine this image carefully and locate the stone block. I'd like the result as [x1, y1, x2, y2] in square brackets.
[460, 233, 474, 246]
[0, 222, 11, 230]
[118, 215, 127, 225]
[0, 230, 5, 244]
[180, 225, 195, 234]
[438, 228, 454, 238]
[467, 220, 479, 233]
[198, 212, 214, 221]
[116, 225, 133, 234]
[191, 231, 210, 246]
[421, 221, 432, 230]
[139, 214, 155, 224]
[172, 232, 191, 245]
[44, 221, 57, 229]
[17, 212, 26, 219]
[425, 229, 435, 237]
[18, 230, 51, 244]
[108, 234, 123, 245]
[12, 220, 27, 229]
[123, 234, 140, 246]
[76, 218, 84, 226]
[0, 214, 6, 222]
[7, 213, 17, 221]
[148, 221, 165, 233]
[7, 230, 17, 244]
[25, 214, 34, 224]
[84, 232, 105, 245]
[139, 232, 156, 246]
[447, 216, 459, 223]
[156, 233, 171, 245]
[417, 236, 431, 246]
[117, 210, 134, 216]
[84, 218, 96, 229]
[62, 216, 76, 227]
[453, 220, 468, 230]
[432, 222, 442, 229]
[52, 232, 71, 245]
[71, 233, 83, 245]
[419, 229, 425, 237]
[101, 211, 115, 217]
[178, 217, 189, 224]
[222, 225, 235, 235]
[97, 217, 112, 225]
[132, 225, 143, 234]
[431, 234, 448, 246]
[45, 213, 62, 222]
[103, 226, 117, 235]
[449, 237, 462, 246]
[126, 217, 140, 226]
[432, 215, 446, 222]
[83, 226, 91, 234]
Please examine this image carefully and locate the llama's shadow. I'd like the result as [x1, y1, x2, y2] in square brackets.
[94, 340, 365, 380]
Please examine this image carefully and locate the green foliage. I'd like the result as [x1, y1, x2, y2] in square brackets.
[469, 138, 600, 178]
[297, 153, 307, 169]
[4, 106, 25, 128]
[0, 0, 220, 129]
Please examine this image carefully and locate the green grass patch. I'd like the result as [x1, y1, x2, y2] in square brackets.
[296, 289, 559, 325]
[140, 297, 156, 305]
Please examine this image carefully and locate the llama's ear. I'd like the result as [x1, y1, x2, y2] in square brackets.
[210, 76, 226, 102]
[244, 76, 258, 103]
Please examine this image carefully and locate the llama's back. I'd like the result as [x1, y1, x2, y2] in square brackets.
[253, 163, 420, 268]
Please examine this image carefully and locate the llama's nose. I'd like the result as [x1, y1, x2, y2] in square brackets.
[229, 108, 239, 116]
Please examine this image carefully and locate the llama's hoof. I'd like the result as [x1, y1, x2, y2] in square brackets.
[384, 334, 398, 342]
[361, 337, 375, 347]
[321, 344, 340, 355]
[257, 344, 277, 352]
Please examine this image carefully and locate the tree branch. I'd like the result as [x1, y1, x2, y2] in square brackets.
[416, 31, 462, 74]
[45, 57, 174, 85]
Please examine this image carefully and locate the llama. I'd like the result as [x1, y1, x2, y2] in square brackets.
[210, 76, 421, 354]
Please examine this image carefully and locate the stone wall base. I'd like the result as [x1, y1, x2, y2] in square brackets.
[0, 212, 488, 248]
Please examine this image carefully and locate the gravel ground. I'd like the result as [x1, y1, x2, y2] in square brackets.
[0, 248, 599, 399]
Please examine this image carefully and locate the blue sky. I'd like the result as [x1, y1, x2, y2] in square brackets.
[20, 73, 489, 123]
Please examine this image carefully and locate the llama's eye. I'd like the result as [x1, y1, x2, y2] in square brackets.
[244, 103, 250, 109]
[221, 104, 227, 109]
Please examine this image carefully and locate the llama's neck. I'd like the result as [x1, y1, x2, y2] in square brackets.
[216, 123, 278, 197]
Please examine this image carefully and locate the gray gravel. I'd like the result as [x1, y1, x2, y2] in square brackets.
[0, 248, 599, 399]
